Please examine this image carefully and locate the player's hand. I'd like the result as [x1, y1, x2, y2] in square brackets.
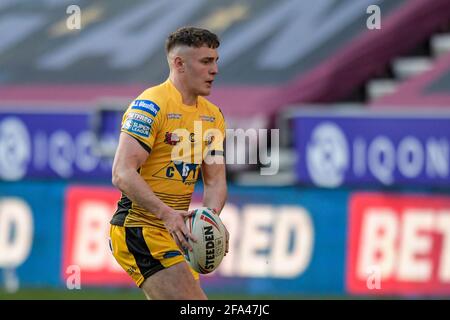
[162, 209, 197, 252]
[223, 223, 229, 256]
[211, 207, 229, 256]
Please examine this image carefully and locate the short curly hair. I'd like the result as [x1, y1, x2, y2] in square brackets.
[165, 26, 220, 54]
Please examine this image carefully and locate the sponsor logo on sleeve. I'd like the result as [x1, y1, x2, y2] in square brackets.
[126, 112, 154, 125]
[122, 119, 151, 137]
[131, 100, 160, 117]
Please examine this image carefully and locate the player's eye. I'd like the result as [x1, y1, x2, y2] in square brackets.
[201, 58, 215, 64]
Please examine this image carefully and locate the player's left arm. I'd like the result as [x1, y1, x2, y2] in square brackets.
[202, 106, 227, 214]
[201, 157, 229, 254]
[201, 158, 227, 214]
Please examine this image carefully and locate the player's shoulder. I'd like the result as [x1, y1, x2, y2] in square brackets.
[131, 82, 170, 115]
[199, 96, 225, 119]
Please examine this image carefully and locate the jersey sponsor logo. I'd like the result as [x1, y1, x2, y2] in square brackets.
[167, 113, 182, 120]
[164, 132, 181, 145]
[122, 119, 151, 137]
[130, 100, 160, 117]
[126, 112, 154, 125]
[153, 161, 200, 185]
[200, 115, 215, 122]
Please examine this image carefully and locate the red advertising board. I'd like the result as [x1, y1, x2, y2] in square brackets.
[347, 192, 450, 296]
[62, 186, 134, 286]
[62, 185, 203, 287]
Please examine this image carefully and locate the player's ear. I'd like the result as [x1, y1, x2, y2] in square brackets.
[174, 56, 184, 72]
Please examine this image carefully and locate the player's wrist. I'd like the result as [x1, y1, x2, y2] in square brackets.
[210, 207, 221, 215]
[157, 205, 173, 221]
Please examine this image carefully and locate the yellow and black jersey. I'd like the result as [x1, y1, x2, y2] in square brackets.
[110, 79, 226, 228]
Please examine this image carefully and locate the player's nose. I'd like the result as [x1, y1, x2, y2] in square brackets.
[210, 62, 218, 75]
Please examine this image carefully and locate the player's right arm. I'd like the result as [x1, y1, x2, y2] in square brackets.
[111, 132, 196, 251]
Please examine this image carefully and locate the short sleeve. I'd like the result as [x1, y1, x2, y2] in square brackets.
[120, 98, 163, 152]
[206, 107, 226, 155]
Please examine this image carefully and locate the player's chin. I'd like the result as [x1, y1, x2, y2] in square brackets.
[199, 87, 212, 96]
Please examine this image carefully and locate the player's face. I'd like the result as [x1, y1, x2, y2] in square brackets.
[184, 45, 219, 97]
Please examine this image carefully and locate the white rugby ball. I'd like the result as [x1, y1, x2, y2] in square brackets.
[184, 207, 226, 274]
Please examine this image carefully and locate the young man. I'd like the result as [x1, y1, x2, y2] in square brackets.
[109, 27, 228, 300]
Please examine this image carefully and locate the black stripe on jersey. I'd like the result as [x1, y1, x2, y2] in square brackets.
[155, 198, 191, 202]
[218, 107, 225, 118]
[164, 203, 192, 209]
[167, 201, 191, 205]
[110, 193, 132, 226]
[156, 196, 192, 202]
[154, 191, 192, 198]
[125, 227, 164, 283]
[207, 150, 224, 157]
[159, 201, 192, 206]
[170, 206, 190, 210]
[160, 198, 192, 204]
[132, 136, 152, 153]
[155, 193, 191, 198]
[155, 196, 191, 202]
[159, 197, 191, 202]
[159, 202, 191, 207]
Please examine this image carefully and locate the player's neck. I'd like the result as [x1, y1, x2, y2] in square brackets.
[169, 75, 197, 106]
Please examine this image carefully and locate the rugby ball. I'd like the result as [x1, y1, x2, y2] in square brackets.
[184, 207, 226, 274]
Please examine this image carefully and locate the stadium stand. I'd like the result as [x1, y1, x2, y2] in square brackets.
[371, 50, 450, 107]
[1, 0, 449, 184]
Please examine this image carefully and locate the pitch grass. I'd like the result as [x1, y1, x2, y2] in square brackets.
[0, 288, 357, 300]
